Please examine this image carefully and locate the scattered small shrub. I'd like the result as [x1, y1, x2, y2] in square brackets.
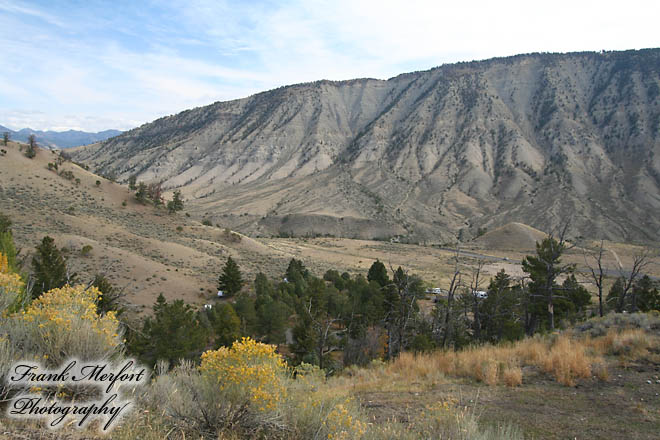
[59, 170, 75, 181]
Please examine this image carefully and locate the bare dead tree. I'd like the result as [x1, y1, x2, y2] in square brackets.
[583, 240, 607, 317]
[615, 249, 652, 313]
[441, 247, 462, 348]
[383, 264, 421, 358]
[305, 296, 341, 370]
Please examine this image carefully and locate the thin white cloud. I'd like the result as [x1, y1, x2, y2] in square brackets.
[0, 0, 65, 27]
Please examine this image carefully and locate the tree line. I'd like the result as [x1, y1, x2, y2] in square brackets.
[125, 233, 659, 372]
[1, 212, 657, 374]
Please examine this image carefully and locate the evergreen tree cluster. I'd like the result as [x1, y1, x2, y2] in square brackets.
[132, 180, 184, 213]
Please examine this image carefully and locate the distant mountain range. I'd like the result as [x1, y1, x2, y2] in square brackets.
[70, 49, 660, 243]
[0, 125, 122, 149]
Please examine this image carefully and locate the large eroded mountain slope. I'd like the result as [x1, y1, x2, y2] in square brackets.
[71, 49, 660, 243]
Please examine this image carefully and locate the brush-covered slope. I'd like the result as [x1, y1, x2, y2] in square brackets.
[71, 49, 660, 243]
[0, 141, 292, 311]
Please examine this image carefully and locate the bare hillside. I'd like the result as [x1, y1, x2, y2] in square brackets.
[70, 49, 660, 244]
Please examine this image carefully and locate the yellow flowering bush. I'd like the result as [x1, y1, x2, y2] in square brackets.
[146, 339, 290, 436]
[0, 254, 33, 400]
[20, 284, 122, 364]
[285, 363, 369, 439]
[199, 337, 288, 412]
[0, 252, 8, 272]
[0, 252, 23, 312]
[323, 400, 368, 440]
[0, 272, 23, 312]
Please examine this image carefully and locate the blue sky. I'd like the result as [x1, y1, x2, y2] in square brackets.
[1, 0, 658, 132]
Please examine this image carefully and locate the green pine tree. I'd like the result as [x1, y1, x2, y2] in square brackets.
[167, 190, 184, 213]
[135, 182, 147, 203]
[605, 278, 625, 312]
[286, 258, 309, 281]
[25, 134, 36, 158]
[207, 303, 241, 348]
[561, 274, 591, 321]
[218, 256, 243, 296]
[234, 295, 258, 335]
[479, 269, 524, 343]
[631, 275, 659, 312]
[128, 174, 137, 191]
[129, 294, 208, 367]
[92, 274, 125, 316]
[0, 231, 18, 273]
[31, 236, 74, 299]
[0, 213, 11, 234]
[367, 260, 390, 287]
[257, 298, 289, 344]
[522, 236, 574, 331]
[0, 214, 19, 273]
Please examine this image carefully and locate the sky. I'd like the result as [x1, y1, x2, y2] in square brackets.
[0, 0, 658, 132]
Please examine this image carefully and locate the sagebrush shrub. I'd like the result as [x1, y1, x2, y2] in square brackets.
[577, 312, 660, 336]
[200, 337, 288, 412]
[18, 284, 122, 365]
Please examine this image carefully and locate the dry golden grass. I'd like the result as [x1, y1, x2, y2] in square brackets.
[378, 332, 625, 387]
[380, 322, 660, 389]
[501, 365, 523, 387]
[538, 336, 591, 386]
